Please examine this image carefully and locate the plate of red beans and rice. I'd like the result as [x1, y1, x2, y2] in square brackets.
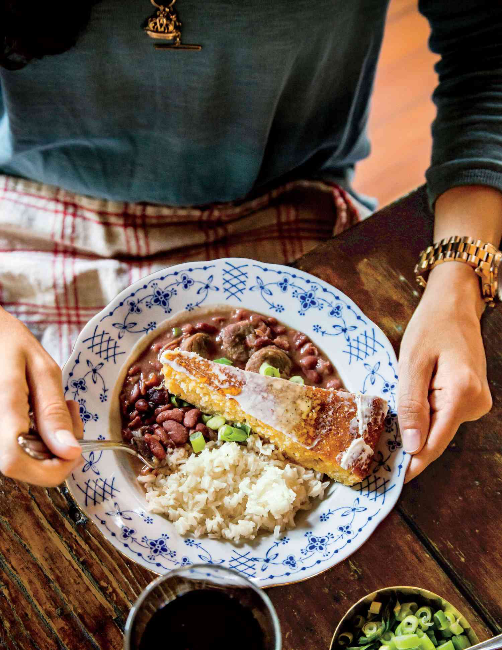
[63, 258, 408, 586]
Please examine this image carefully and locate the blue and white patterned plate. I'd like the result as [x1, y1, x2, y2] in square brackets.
[64, 258, 409, 587]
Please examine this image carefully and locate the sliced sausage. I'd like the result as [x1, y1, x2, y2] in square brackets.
[180, 332, 213, 358]
[245, 345, 293, 377]
[219, 321, 255, 363]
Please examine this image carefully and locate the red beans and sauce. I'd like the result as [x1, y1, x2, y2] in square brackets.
[119, 307, 343, 463]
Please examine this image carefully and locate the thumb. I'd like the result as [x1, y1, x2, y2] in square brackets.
[27, 359, 82, 460]
[397, 354, 434, 454]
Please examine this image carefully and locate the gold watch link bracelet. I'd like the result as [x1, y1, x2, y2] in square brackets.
[414, 235, 502, 307]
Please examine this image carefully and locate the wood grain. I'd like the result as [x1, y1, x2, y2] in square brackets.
[297, 186, 502, 633]
[1, 186, 501, 648]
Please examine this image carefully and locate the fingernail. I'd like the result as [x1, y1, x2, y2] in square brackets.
[402, 428, 422, 453]
[53, 430, 80, 449]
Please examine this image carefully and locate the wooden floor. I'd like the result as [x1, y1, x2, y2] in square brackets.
[353, 0, 439, 208]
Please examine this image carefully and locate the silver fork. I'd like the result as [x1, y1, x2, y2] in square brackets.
[17, 432, 157, 469]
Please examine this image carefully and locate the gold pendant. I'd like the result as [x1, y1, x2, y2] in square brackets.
[144, 0, 201, 50]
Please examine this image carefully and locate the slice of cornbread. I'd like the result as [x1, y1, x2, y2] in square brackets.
[161, 350, 388, 486]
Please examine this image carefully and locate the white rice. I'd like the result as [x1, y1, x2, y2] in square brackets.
[138, 435, 329, 542]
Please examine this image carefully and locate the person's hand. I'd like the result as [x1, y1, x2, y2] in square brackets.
[397, 262, 492, 482]
[0, 307, 83, 487]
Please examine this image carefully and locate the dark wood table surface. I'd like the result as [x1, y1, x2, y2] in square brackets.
[1, 186, 501, 649]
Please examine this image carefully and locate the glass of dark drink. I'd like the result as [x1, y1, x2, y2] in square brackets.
[124, 564, 281, 650]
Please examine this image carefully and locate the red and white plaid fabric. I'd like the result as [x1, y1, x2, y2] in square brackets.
[0, 174, 361, 365]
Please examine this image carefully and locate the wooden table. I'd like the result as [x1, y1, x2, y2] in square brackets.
[1, 186, 501, 649]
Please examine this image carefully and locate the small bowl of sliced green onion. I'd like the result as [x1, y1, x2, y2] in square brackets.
[329, 587, 479, 650]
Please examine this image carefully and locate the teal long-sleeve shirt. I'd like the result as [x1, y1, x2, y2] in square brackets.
[0, 0, 501, 208]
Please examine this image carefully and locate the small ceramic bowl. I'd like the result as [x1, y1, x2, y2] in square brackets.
[330, 586, 480, 650]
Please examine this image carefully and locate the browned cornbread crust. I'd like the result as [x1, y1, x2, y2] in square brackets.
[161, 350, 388, 486]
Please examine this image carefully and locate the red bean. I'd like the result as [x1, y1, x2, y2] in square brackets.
[180, 406, 192, 413]
[326, 378, 343, 390]
[195, 423, 210, 439]
[146, 372, 162, 388]
[153, 426, 174, 447]
[139, 379, 146, 396]
[129, 383, 141, 404]
[156, 408, 184, 424]
[301, 343, 318, 357]
[300, 355, 318, 370]
[305, 369, 322, 384]
[129, 416, 142, 429]
[154, 404, 172, 416]
[266, 316, 278, 326]
[255, 326, 272, 339]
[234, 309, 250, 321]
[144, 434, 166, 460]
[128, 364, 141, 376]
[274, 336, 290, 351]
[144, 416, 157, 425]
[162, 420, 189, 445]
[151, 342, 164, 352]
[194, 322, 218, 334]
[211, 316, 227, 324]
[122, 428, 133, 442]
[254, 336, 274, 349]
[317, 359, 333, 375]
[129, 409, 139, 420]
[272, 324, 286, 335]
[135, 399, 149, 412]
[182, 324, 195, 335]
[184, 408, 201, 428]
[293, 332, 309, 349]
[250, 314, 264, 326]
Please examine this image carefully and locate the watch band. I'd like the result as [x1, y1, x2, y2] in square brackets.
[414, 235, 502, 306]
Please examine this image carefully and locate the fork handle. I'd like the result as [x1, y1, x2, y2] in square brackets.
[17, 432, 54, 461]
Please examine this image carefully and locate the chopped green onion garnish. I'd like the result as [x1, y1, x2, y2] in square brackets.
[290, 375, 305, 385]
[218, 425, 249, 442]
[181, 400, 191, 407]
[452, 637, 470, 650]
[397, 604, 418, 622]
[189, 431, 206, 453]
[449, 624, 463, 636]
[172, 327, 182, 337]
[202, 414, 213, 424]
[418, 635, 436, 650]
[206, 415, 226, 430]
[234, 422, 251, 435]
[259, 362, 280, 378]
[382, 632, 395, 643]
[353, 615, 366, 629]
[437, 642, 455, 650]
[402, 616, 419, 634]
[170, 395, 179, 407]
[214, 357, 233, 365]
[394, 635, 421, 649]
[434, 612, 449, 631]
[369, 602, 382, 615]
[338, 633, 354, 646]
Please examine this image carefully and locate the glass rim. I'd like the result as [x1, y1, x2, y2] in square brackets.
[123, 563, 282, 650]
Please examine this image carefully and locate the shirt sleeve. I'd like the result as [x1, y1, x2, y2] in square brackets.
[418, 0, 502, 209]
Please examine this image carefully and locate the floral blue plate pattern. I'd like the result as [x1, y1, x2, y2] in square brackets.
[64, 258, 409, 587]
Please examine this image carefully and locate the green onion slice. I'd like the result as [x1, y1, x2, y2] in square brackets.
[189, 431, 206, 453]
[172, 327, 182, 337]
[338, 633, 354, 646]
[394, 634, 421, 649]
[206, 415, 226, 430]
[290, 375, 305, 385]
[259, 362, 280, 377]
[201, 414, 213, 424]
[170, 395, 179, 407]
[218, 425, 249, 442]
[452, 636, 470, 650]
[214, 357, 233, 365]
[234, 422, 251, 435]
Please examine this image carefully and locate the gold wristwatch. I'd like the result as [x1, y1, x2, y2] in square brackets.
[414, 236, 502, 307]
